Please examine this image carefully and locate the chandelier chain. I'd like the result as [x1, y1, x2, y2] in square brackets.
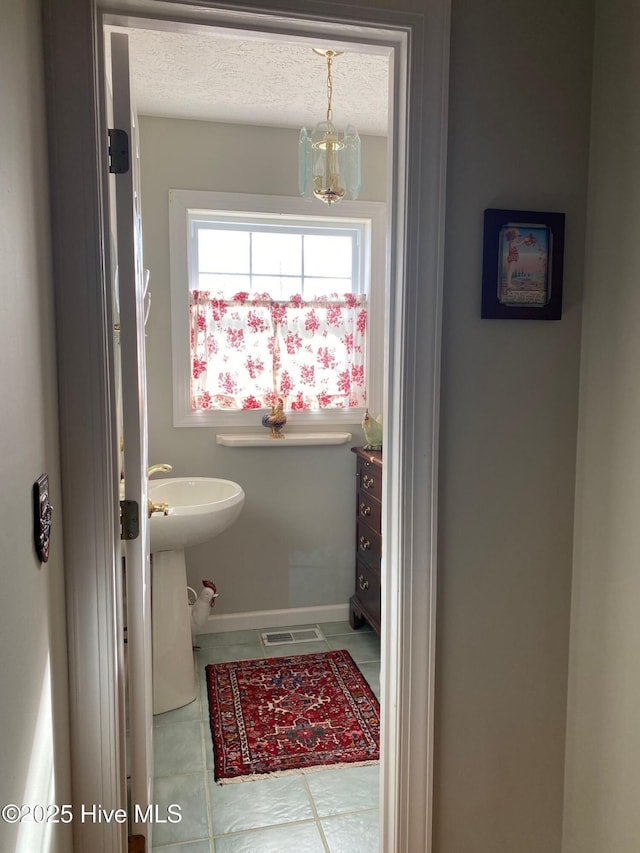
[326, 53, 334, 123]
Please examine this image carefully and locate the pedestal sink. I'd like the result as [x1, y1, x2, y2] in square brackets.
[149, 477, 245, 714]
[148, 477, 245, 551]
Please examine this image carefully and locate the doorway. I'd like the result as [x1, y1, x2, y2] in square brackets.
[111, 21, 390, 850]
[43, 1, 449, 851]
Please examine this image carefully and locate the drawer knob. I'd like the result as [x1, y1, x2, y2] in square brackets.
[359, 574, 370, 591]
[362, 474, 375, 489]
[359, 502, 371, 517]
[359, 535, 371, 550]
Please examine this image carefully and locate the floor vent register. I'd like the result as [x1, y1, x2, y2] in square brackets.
[261, 628, 325, 646]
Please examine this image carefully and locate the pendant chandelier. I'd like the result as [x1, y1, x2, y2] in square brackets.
[299, 49, 361, 205]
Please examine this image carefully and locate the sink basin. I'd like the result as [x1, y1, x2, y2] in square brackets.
[148, 477, 245, 552]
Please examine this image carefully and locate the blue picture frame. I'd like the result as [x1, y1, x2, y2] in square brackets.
[481, 208, 565, 320]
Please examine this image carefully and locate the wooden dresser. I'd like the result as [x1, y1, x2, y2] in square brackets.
[349, 446, 382, 635]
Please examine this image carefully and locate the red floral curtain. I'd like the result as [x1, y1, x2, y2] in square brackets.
[189, 291, 367, 411]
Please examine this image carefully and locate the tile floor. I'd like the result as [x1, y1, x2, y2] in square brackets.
[151, 621, 381, 853]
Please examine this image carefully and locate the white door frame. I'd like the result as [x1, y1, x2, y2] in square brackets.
[43, 1, 449, 850]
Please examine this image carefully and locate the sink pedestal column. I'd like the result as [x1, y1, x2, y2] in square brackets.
[151, 549, 196, 714]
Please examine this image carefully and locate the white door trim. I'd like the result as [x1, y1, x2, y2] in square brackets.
[42, 2, 449, 850]
[43, 2, 126, 850]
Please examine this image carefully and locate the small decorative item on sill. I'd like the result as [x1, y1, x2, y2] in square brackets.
[361, 410, 383, 451]
[261, 398, 287, 438]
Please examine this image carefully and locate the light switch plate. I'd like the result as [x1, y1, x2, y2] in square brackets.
[33, 473, 52, 563]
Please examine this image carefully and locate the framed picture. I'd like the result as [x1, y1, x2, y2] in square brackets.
[481, 208, 565, 320]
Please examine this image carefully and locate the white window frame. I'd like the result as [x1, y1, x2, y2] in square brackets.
[169, 189, 386, 427]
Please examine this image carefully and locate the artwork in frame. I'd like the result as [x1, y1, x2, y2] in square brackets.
[481, 208, 565, 320]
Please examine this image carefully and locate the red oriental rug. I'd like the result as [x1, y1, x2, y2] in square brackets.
[206, 650, 380, 783]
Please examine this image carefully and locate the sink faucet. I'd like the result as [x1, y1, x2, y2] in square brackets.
[148, 499, 169, 518]
[148, 463, 172, 478]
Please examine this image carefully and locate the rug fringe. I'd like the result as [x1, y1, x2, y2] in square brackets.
[214, 759, 380, 785]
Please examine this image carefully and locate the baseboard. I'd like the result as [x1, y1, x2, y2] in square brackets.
[200, 603, 350, 634]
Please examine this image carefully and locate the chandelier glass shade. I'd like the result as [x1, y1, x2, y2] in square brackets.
[299, 49, 361, 206]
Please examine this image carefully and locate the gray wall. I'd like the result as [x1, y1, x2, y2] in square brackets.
[139, 117, 387, 612]
[435, 1, 593, 851]
[0, 1, 71, 850]
[563, 2, 640, 850]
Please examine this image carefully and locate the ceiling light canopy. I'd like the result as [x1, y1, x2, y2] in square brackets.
[299, 49, 361, 206]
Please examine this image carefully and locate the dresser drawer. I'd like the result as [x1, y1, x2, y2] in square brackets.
[357, 490, 381, 532]
[356, 520, 381, 571]
[354, 559, 381, 626]
[357, 455, 382, 502]
[351, 447, 382, 636]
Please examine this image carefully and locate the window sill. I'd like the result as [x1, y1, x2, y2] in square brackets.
[215, 432, 352, 448]
[174, 407, 365, 428]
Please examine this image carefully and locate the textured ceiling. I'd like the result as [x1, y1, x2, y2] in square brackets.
[105, 27, 390, 137]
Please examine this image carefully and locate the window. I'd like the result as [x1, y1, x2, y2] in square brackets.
[169, 190, 386, 427]
[192, 222, 359, 300]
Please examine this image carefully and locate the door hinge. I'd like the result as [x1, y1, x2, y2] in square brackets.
[120, 499, 140, 541]
[108, 128, 130, 174]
